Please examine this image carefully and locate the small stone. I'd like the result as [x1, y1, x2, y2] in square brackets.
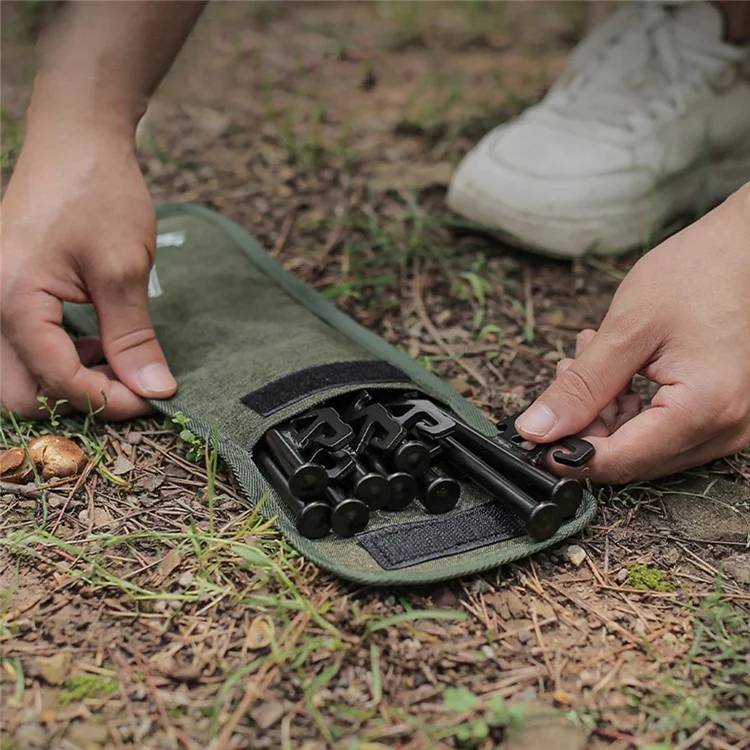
[532, 602, 556, 620]
[662, 548, 680, 566]
[153, 656, 202, 683]
[78, 508, 112, 529]
[563, 545, 587, 567]
[662, 632, 677, 644]
[468, 578, 492, 595]
[505, 592, 526, 619]
[579, 670, 597, 687]
[720, 553, 750, 585]
[177, 572, 194, 588]
[481, 645, 494, 659]
[500, 703, 588, 750]
[66, 720, 109, 748]
[517, 629, 532, 644]
[35, 652, 72, 685]
[251, 699, 285, 730]
[46, 493, 64, 509]
[15, 722, 47, 748]
[615, 569, 629, 584]
[433, 588, 459, 608]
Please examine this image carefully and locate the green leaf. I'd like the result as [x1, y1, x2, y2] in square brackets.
[444, 685, 479, 713]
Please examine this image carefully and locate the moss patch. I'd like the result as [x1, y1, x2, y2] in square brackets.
[626, 564, 674, 592]
[59, 674, 118, 705]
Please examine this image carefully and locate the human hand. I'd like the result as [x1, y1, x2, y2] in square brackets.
[515, 184, 750, 483]
[1, 121, 176, 420]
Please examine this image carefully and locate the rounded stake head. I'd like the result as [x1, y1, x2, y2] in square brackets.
[354, 473, 391, 510]
[289, 463, 328, 499]
[386, 472, 418, 510]
[527, 502, 562, 541]
[297, 501, 332, 539]
[424, 477, 460, 514]
[393, 441, 430, 476]
[331, 497, 370, 537]
[550, 479, 583, 518]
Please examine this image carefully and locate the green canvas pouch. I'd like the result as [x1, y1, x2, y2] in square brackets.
[64, 203, 597, 585]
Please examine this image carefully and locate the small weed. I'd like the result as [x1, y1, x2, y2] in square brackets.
[623, 583, 750, 743]
[35, 396, 69, 427]
[626, 564, 674, 592]
[440, 686, 526, 746]
[59, 674, 118, 705]
[171, 411, 205, 464]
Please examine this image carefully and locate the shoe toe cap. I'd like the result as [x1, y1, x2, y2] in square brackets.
[449, 118, 655, 215]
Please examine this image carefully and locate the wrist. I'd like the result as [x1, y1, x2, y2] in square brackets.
[27, 70, 146, 142]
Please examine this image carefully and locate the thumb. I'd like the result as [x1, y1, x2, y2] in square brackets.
[516, 327, 647, 443]
[92, 265, 177, 399]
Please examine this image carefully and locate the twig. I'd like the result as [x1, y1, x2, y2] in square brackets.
[49, 459, 96, 535]
[271, 205, 298, 258]
[530, 608, 554, 687]
[412, 264, 488, 389]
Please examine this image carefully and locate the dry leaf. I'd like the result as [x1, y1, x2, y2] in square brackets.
[111, 455, 135, 475]
[160, 548, 182, 577]
[0, 447, 33, 484]
[245, 616, 274, 650]
[28, 436, 87, 480]
[250, 699, 285, 730]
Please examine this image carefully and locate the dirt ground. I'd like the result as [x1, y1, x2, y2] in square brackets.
[1, 3, 749, 749]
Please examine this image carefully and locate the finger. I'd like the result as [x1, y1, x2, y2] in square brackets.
[7, 290, 153, 419]
[1, 333, 45, 418]
[516, 321, 650, 443]
[547, 384, 704, 483]
[555, 352, 624, 437]
[576, 329, 634, 399]
[90, 260, 176, 400]
[74, 336, 104, 367]
[575, 329, 597, 357]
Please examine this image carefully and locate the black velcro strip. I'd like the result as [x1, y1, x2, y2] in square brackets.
[241, 360, 408, 416]
[357, 503, 526, 570]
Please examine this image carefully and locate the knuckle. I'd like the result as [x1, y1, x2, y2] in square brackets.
[704, 379, 750, 432]
[97, 254, 151, 287]
[105, 326, 158, 357]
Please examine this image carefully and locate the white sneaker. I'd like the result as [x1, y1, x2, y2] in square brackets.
[447, 2, 750, 258]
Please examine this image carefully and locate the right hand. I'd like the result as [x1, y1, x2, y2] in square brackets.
[1, 120, 177, 420]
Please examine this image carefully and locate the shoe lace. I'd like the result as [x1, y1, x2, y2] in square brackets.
[546, 3, 746, 132]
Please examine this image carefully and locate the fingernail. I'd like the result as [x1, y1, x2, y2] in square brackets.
[516, 403, 557, 439]
[137, 363, 177, 395]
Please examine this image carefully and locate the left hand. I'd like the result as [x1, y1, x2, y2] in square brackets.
[515, 183, 750, 484]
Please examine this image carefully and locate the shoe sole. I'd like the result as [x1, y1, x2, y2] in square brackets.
[447, 145, 750, 259]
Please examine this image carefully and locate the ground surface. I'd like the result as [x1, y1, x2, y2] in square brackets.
[1, 3, 749, 749]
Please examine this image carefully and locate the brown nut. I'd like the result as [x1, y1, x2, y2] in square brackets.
[28, 435, 87, 480]
[0, 447, 33, 484]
